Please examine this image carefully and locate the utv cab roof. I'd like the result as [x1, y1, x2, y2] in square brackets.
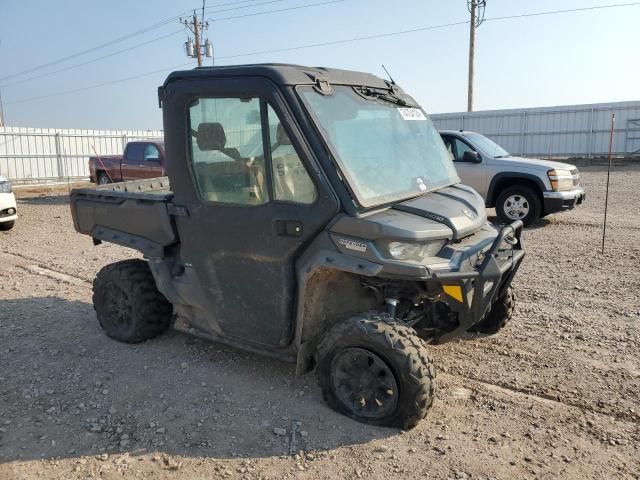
[162, 63, 392, 89]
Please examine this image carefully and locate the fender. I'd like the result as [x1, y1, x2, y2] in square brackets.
[486, 172, 546, 207]
[293, 246, 382, 375]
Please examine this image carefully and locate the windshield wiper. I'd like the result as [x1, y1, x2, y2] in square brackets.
[353, 86, 417, 107]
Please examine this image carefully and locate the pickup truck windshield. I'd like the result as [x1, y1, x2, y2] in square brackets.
[465, 133, 510, 158]
[299, 86, 459, 208]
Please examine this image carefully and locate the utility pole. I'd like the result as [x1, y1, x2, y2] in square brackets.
[467, 0, 487, 112]
[181, 0, 213, 67]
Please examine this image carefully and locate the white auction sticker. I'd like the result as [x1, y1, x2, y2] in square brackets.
[398, 107, 427, 121]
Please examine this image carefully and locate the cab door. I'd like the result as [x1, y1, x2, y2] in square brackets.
[163, 78, 338, 348]
[141, 143, 163, 179]
[121, 142, 145, 181]
[442, 134, 488, 197]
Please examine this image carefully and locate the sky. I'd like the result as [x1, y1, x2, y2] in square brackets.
[0, 0, 638, 130]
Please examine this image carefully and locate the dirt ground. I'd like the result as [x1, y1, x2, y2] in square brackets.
[1, 166, 638, 480]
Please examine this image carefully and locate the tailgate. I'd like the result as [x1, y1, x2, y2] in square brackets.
[70, 177, 177, 257]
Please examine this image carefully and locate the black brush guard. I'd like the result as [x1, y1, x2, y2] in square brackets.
[432, 220, 525, 342]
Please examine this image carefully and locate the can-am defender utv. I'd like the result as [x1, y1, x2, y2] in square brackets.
[70, 64, 524, 429]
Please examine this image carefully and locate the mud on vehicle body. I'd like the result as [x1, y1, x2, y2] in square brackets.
[71, 64, 524, 429]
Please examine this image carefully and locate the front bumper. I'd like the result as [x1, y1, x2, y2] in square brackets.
[431, 221, 525, 342]
[543, 186, 585, 215]
[0, 193, 18, 223]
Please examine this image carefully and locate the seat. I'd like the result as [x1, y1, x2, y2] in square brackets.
[194, 122, 266, 204]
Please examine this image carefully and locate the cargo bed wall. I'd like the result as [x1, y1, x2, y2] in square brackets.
[70, 177, 177, 257]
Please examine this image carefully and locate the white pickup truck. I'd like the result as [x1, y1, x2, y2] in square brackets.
[0, 176, 17, 231]
[440, 130, 585, 226]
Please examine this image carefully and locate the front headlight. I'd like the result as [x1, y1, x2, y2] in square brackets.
[547, 169, 574, 191]
[387, 240, 446, 261]
[0, 181, 12, 194]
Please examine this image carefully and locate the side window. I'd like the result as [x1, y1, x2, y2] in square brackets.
[452, 138, 475, 162]
[267, 105, 316, 204]
[125, 143, 144, 165]
[143, 144, 160, 162]
[188, 97, 267, 205]
[441, 136, 455, 161]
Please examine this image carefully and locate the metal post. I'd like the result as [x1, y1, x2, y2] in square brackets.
[587, 107, 595, 159]
[601, 113, 615, 255]
[520, 111, 527, 156]
[54, 132, 64, 179]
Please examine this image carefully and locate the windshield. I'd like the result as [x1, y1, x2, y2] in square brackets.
[299, 86, 459, 208]
[464, 133, 510, 158]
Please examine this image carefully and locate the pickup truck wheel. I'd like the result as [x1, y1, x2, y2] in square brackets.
[93, 259, 172, 343]
[496, 186, 541, 226]
[470, 286, 515, 335]
[316, 312, 436, 429]
[0, 221, 15, 231]
[97, 173, 111, 185]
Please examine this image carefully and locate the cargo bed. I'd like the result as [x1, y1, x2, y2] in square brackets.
[70, 177, 177, 257]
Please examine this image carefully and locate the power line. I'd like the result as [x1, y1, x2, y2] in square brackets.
[208, 0, 343, 22]
[206, 0, 288, 14]
[0, 0, 345, 88]
[6, 62, 193, 105]
[6, 1, 640, 106]
[217, 2, 640, 59]
[0, 0, 336, 88]
[0, 0, 296, 83]
[0, 12, 192, 83]
[0, 30, 184, 89]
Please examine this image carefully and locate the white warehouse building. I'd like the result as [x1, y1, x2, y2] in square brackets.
[430, 100, 640, 159]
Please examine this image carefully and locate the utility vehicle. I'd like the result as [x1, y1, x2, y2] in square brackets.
[440, 130, 585, 226]
[70, 64, 524, 429]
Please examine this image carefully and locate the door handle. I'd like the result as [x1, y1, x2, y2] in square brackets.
[274, 220, 303, 237]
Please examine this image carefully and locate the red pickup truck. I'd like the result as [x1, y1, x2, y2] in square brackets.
[89, 141, 165, 184]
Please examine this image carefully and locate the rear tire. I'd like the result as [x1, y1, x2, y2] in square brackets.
[93, 259, 172, 343]
[316, 312, 436, 429]
[0, 221, 15, 231]
[97, 172, 111, 185]
[496, 185, 541, 226]
[470, 286, 515, 335]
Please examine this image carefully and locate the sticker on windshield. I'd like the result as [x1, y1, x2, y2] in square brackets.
[416, 177, 428, 191]
[398, 107, 427, 121]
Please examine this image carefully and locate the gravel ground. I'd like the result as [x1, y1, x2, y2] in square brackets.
[0, 166, 639, 480]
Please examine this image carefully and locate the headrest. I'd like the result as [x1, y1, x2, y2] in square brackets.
[196, 122, 226, 151]
[276, 123, 291, 146]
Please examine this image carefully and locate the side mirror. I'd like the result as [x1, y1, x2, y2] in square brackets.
[462, 150, 482, 163]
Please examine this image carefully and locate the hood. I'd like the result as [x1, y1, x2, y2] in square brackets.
[330, 183, 487, 242]
[392, 184, 487, 240]
[490, 156, 577, 171]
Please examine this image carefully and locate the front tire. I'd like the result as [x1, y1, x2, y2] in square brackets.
[470, 286, 515, 335]
[0, 221, 15, 231]
[93, 259, 173, 343]
[496, 185, 541, 226]
[316, 313, 436, 429]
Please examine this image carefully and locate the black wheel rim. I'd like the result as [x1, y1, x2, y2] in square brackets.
[330, 347, 399, 419]
[102, 282, 133, 331]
